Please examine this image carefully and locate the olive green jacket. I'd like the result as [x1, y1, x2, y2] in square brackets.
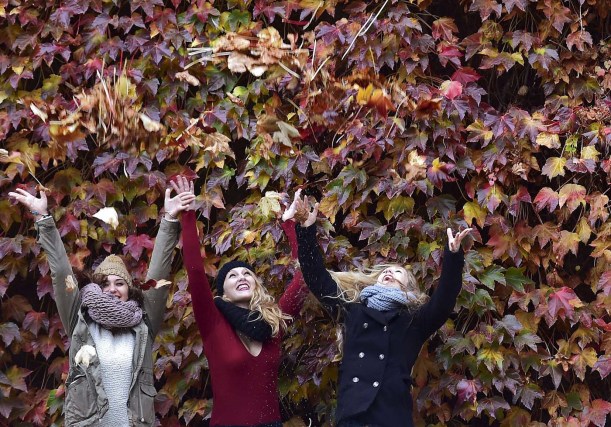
[35, 217, 179, 426]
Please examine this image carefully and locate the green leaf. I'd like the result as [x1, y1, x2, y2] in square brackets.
[478, 265, 506, 289]
[504, 267, 534, 292]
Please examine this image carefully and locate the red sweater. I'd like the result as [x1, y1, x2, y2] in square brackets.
[181, 211, 307, 426]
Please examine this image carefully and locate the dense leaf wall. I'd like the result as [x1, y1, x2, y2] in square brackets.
[0, 0, 609, 425]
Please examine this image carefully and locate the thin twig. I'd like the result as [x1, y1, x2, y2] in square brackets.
[278, 62, 300, 79]
[304, 1, 323, 30]
[341, 0, 389, 60]
[312, 57, 330, 80]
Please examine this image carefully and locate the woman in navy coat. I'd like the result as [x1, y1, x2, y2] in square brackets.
[286, 191, 471, 427]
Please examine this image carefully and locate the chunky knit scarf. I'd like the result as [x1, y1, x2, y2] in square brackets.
[214, 298, 273, 342]
[81, 283, 143, 329]
[360, 284, 415, 311]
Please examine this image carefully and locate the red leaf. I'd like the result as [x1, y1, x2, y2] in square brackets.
[539, 0, 572, 33]
[431, 17, 458, 40]
[451, 67, 481, 84]
[123, 234, 155, 260]
[440, 80, 463, 100]
[504, 0, 530, 13]
[593, 356, 611, 380]
[581, 399, 611, 427]
[23, 311, 50, 335]
[1, 295, 33, 322]
[597, 271, 611, 295]
[533, 187, 559, 212]
[547, 287, 580, 322]
[566, 30, 593, 51]
[456, 379, 481, 406]
[468, 0, 502, 21]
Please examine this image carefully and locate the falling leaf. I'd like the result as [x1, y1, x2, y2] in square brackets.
[93, 207, 119, 229]
[175, 71, 200, 86]
[29, 104, 48, 122]
[139, 113, 163, 132]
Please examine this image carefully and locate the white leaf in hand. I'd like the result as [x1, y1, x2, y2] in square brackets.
[0, 148, 8, 158]
[65, 275, 78, 292]
[93, 207, 119, 229]
[74, 345, 96, 367]
[259, 191, 282, 217]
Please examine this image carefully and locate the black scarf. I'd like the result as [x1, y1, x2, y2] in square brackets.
[214, 298, 273, 342]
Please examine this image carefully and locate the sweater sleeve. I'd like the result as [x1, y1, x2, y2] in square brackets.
[180, 210, 220, 339]
[143, 218, 180, 337]
[295, 224, 342, 316]
[417, 246, 465, 340]
[277, 220, 308, 318]
[34, 216, 80, 336]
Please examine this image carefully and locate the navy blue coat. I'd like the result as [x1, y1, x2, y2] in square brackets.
[296, 225, 465, 427]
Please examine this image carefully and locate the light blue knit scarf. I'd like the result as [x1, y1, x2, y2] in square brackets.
[360, 284, 415, 311]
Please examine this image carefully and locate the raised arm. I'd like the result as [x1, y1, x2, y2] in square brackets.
[416, 228, 471, 340]
[277, 220, 308, 317]
[9, 189, 80, 335]
[173, 177, 221, 339]
[142, 186, 194, 337]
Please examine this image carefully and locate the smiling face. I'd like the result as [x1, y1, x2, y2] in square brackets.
[376, 266, 410, 291]
[101, 274, 129, 302]
[222, 267, 256, 308]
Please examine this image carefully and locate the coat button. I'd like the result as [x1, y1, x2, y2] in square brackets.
[363, 323, 369, 328]
[373, 381, 379, 387]
[379, 354, 385, 360]
[383, 325, 388, 331]
[353, 377, 359, 383]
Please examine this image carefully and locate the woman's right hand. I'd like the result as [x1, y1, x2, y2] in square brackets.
[284, 190, 319, 227]
[8, 188, 49, 221]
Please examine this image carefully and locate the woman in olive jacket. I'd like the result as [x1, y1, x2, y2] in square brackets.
[9, 186, 194, 426]
[286, 193, 471, 427]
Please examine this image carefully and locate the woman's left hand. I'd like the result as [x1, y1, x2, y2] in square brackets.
[447, 227, 473, 253]
[165, 176, 196, 219]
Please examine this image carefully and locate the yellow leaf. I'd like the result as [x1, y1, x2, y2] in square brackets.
[463, 201, 487, 227]
[155, 279, 171, 288]
[356, 84, 374, 105]
[258, 191, 281, 217]
[581, 145, 600, 161]
[477, 346, 504, 371]
[535, 132, 561, 149]
[576, 217, 591, 243]
[318, 193, 339, 223]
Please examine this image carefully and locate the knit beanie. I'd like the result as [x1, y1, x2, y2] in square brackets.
[215, 260, 255, 296]
[93, 255, 133, 287]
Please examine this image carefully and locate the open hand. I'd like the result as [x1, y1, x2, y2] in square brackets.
[447, 227, 473, 253]
[285, 190, 319, 227]
[8, 188, 49, 220]
[166, 176, 196, 218]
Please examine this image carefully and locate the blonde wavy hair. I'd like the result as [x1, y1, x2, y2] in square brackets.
[329, 264, 429, 361]
[244, 274, 292, 337]
[329, 264, 429, 310]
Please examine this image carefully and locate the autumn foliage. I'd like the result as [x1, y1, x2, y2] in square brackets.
[0, 0, 610, 425]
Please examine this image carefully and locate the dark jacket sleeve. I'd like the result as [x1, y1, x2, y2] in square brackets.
[295, 224, 342, 316]
[416, 246, 465, 340]
[180, 210, 221, 339]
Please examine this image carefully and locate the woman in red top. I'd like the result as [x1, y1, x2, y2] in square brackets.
[172, 177, 308, 427]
